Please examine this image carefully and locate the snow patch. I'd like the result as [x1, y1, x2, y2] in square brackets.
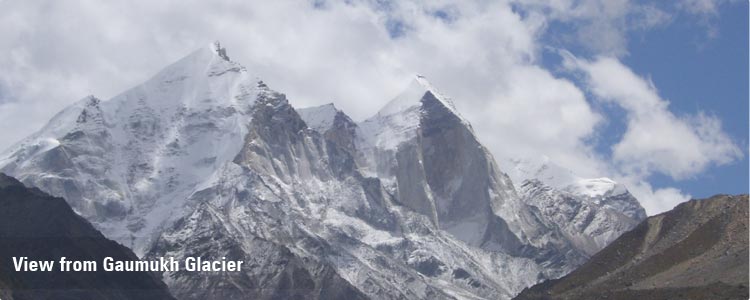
[297, 103, 338, 133]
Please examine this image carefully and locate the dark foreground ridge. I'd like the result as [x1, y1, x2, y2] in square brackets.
[0, 173, 175, 300]
[514, 194, 749, 300]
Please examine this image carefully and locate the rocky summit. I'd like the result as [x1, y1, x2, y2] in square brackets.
[0, 42, 646, 299]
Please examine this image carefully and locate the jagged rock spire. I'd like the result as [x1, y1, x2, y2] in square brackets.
[212, 41, 230, 61]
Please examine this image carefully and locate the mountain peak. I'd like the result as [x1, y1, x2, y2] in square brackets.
[505, 156, 578, 187]
[297, 103, 342, 133]
[413, 74, 433, 90]
[211, 41, 231, 61]
[148, 42, 246, 81]
[357, 75, 471, 151]
[376, 75, 461, 119]
[505, 156, 633, 198]
[567, 177, 628, 198]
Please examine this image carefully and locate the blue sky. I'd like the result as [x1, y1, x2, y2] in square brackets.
[550, 1, 750, 199]
[0, 0, 746, 214]
[622, 3, 748, 198]
[531, 0, 748, 201]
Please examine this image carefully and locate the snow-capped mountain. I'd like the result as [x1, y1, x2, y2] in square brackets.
[355, 76, 542, 253]
[505, 157, 646, 258]
[0, 42, 256, 253]
[0, 43, 645, 299]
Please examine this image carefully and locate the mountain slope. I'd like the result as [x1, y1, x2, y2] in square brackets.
[0, 173, 175, 300]
[514, 194, 749, 300]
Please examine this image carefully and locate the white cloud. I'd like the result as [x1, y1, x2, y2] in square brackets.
[563, 54, 742, 214]
[565, 55, 742, 179]
[620, 178, 692, 215]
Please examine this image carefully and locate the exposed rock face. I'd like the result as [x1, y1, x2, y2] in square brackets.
[518, 179, 646, 274]
[146, 81, 539, 299]
[357, 78, 547, 255]
[514, 194, 749, 300]
[0, 44, 647, 299]
[502, 157, 647, 276]
[0, 173, 175, 300]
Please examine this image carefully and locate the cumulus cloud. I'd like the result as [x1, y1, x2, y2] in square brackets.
[620, 178, 692, 216]
[563, 54, 742, 213]
[565, 55, 742, 179]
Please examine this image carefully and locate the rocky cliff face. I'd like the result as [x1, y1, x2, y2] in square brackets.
[0, 173, 175, 300]
[517, 179, 646, 273]
[0, 43, 646, 299]
[503, 157, 647, 276]
[515, 194, 749, 300]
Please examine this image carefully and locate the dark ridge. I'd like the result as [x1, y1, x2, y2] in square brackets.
[0, 173, 175, 300]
